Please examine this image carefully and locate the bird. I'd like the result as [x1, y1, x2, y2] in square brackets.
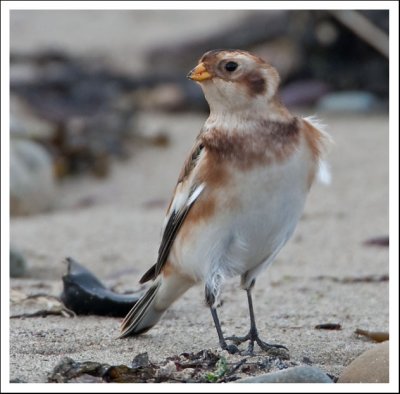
[119, 49, 331, 355]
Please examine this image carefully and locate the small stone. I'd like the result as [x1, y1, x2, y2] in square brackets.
[237, 366, 333, 383]
[131, 353, 149, 369]
[337, 341, 389, 383]
[10, 247, 27, 278]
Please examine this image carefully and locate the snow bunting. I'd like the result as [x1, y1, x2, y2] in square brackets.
[120, 49, 331, 354]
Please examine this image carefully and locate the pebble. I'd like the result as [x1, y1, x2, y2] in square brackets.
[337, 341, 389, 383]
[237, 366, 333, 383]
[10, 138, 56, 216]
[317, 90, 383, 113]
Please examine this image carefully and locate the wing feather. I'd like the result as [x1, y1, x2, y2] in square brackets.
[139, 141, 206, 284]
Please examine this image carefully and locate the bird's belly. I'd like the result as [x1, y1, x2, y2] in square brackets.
[230, 194, 304, 270]
[226, 155, 309, 254]
[173, 154, 310, 281]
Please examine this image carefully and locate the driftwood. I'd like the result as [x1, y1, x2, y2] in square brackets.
[329, 10, 389, 58]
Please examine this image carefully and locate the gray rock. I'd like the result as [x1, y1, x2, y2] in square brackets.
[317, 90, 383, 113]
[338, 341, 389, 383]
[10, 95, 56, 140]
[237, 366, 333, 383]
[10, 139, 56, 216]
[10, 247, 27, 277]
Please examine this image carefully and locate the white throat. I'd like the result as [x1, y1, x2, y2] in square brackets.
[204, 98, 290, 134]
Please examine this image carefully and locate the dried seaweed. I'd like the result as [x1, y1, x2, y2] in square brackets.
[315, 323, 342, 330]
[47, 349, 291, 383]
[315, 274, 389, 283]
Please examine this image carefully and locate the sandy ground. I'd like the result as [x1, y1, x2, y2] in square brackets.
[8, 10, 389, 383]
[9, 112, 389, 382]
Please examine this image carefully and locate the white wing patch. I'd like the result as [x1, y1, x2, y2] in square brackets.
[187, 183, 206, 206]
[163, 183, 205, 232]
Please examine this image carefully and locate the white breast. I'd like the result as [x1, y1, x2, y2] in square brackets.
[173, 134, 312, 293]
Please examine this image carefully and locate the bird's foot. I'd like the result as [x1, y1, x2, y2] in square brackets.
[225, 333, 251, 345]
[226, 331, 288, 356]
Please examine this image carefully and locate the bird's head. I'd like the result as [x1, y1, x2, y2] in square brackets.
[187, 49, 281, 115]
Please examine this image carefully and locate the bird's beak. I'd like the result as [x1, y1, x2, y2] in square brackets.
[187, 62, 213, 82]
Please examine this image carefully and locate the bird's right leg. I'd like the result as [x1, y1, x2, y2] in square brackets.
[226, 278, 288, 355]
[205, 283, 238, 354]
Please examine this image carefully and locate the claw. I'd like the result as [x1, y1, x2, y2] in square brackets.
[245, 340, 255, 356]
[256, 338, 289, 352]
[226, 330, 288, 355]
[225, 334, 250, 345]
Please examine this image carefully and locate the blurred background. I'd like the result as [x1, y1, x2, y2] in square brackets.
[10, 9, 389, 276]
[8, 9, 391, 383]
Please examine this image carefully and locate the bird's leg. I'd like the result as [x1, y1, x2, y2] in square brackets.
[226, 280, 288, 355]
[209, 307, 238, 354]
[206, 284, 238, 354]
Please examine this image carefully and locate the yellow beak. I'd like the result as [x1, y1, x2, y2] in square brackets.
[187, 62, 213, 82]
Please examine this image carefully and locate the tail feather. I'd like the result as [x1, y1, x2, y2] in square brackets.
[119, 281, 162, 338]
[119, 271, 195, 339]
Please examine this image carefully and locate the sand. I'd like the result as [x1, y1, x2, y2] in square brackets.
[9, 112, 389, 382]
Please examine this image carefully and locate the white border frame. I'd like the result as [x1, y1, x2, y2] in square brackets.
[1, 1, 398, 393]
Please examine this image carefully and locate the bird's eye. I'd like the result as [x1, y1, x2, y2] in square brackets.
[225, 61, 238, 72]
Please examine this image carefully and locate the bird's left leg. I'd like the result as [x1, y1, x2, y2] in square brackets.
[226, 279, 288, 355]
